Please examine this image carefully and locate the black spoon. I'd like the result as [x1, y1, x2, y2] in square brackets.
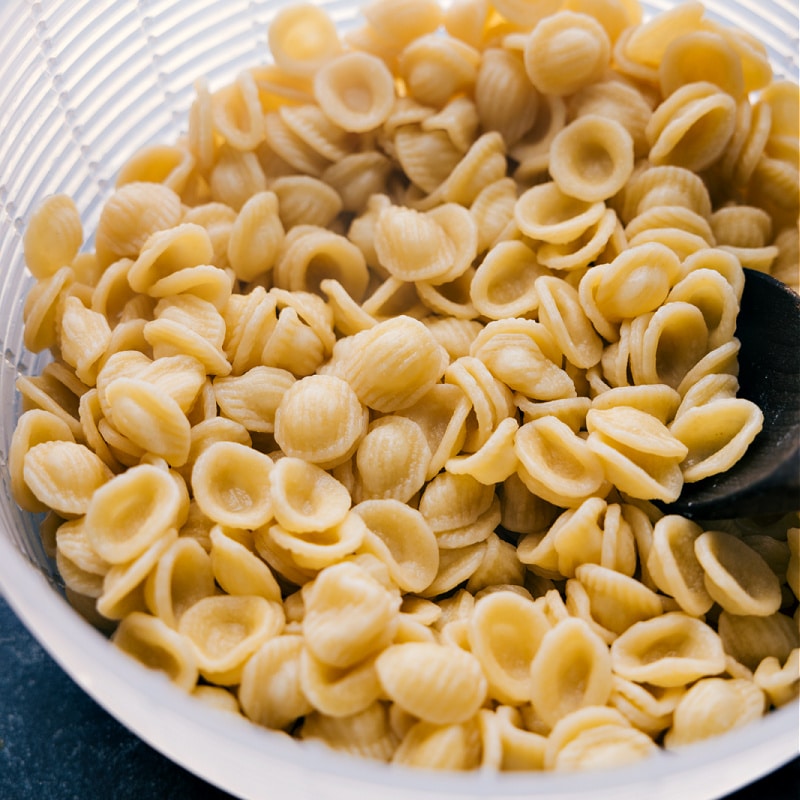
[662, 268, 800, 520]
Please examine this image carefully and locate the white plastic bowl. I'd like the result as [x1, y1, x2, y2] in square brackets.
[0, 2, 797, 799]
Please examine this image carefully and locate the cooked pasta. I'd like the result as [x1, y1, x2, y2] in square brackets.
[11, 0, 799, 776]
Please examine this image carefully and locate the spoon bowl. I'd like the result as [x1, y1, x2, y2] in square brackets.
[664, 269, 800, 520]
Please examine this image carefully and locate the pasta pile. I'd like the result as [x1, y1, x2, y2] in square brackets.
[11, 0, 800, 774]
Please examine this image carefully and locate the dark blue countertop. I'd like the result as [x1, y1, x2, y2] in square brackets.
[1, 594, 797, 800]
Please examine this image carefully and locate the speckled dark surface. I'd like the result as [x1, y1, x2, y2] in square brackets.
[0, 594, 797, 800]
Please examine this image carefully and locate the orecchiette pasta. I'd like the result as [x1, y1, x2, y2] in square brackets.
[12, 0, 799, 777]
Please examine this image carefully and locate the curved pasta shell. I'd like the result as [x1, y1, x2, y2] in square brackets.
[393, 717, 482, 770]
[112, 611, 198, 692]
[271, 174, 343, 231]
[23, 266, 74, 354]
[269, 457, 350, 534]
[334, 316, 449, 413]
[376, 641, 487, 725]
[515, 181, 606, 245]
[574, 563, 665, 635]
[694, 530, 782, 617]
[553, 722, 657, 771]
[446, 417, 519, 486]
[240, 635, 313, 730]
[671, 399, 763, 484]
[213, 366, 295, 434]
[515, 416, 607, 508]
[646, 515, 713, 617]
[227, 191, 284, 283]
[468, 590, 551, 705]
[23, 194, 83, 281]
[95, 182, 182, 268]
[179, 594, 284, 685]
[302, 560, 401, 669]
[523, 11, 610, 97]
[419, 471, 495, 533]
[23, 440, 113, 519]
[354, 498, 439, 593]
[420, 540, 488, 598]
[530, 618, 614, 728]
[84, 463, 182, 563]
[718, 611, 800, 672]
[314, 51, 395, 132]
[268, 3, 342, 77]
[664, 677, 766, 749]
[300, 648, 383, 719]
[209, 526, 281, 602]
[610, 612, 727, 687]
[274, 374, 367, 469]
[356, 416, 430, 503]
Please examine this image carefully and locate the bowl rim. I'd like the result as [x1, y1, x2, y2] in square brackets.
[1, 528, 797, 800]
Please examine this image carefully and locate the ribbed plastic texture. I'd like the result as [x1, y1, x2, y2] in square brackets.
[0, 2, 797, 799]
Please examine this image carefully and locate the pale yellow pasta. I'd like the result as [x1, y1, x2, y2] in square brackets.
[646, 515, 714, 617]
[718, 611, 800, 672]
[536, 208, 619, 273]
[548, 498, 606, 578]
[474, 47, 539, 148]
[610, 612, 727, 687]
[354, 498, 440, 593]
[423, 317, 483, 359]
[470, 319, 574, 401]
[116, 142, 197, 197]
[619, 163, 712, 223]
[392, 125, 464, 196]
[543, 705, 633, 769]
[189, 440, 274, 529]
[445, 416, 519, 486]
[272, 175, 343, 231]
[23, 439, 112, 519]
[420, 540, 488, 598]
[515, 416, 607, 508]
[535, 276, 603, 370]
[328, 315, 449, 413]
[112, 611, 199, 691]
[321, 151, 394, 215]
[178, 594, 284, 685]
[314, 51, 395, 132]
[465, 532, 525, 594]
[22, 266, 74, 354]
[211, 366, 293, 434]
[301, 701, 399, 762]
[268, 3, 342, 77]
[23, 194, 83, 280]
[549, 115, 635, 203]
[55, 517, 109, 584]
[622, 1, 705, 68]
[9, 409, 76, 513]
[609, 676, 681, 737]
[239, 634, 312, 729]
[694, 530, 782, 616]
[97, 529, 178, 620]
[396, 383, 470, 480]
[268, 456, 350, 534]
[81, 463, 180, 564]
[468, 590, 551, 704]
[274, 374, 367, 469]
[263, 111, 331, 178]
[529, 618, 613, 728]
[211, 69, 266, 151]
[586, 406, 687, 502]
[670, 398, 764, 483]
[141, 536, 215, 629]
[392, 717, 482, 770]
[469, 240, 547, 320]
[664, 677, 766, 749]
[753, 649, 800, 708]
[301, 560, 400, 668]
[515, 181, 606, 245]
[553, 722, 658, 771]
[94, 182, 183, 268]
[646, 81, 737, 172]
[355, 416, 431, 502]
[573, 563, 665, 636]
[208, 526, 282, 602]
[376, 641, 487, 724]
[300, 647, 383, 718]
[226, 191, 284, 283]
[416, 268, 478, 320]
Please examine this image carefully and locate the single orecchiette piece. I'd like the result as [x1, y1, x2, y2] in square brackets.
[529, 617, 613, 728]
[468, 590, 551, 705]
[268, 3, 342, 77]
[274, 374, 368, 469]
[178, 594, 285, 685]
[112, 611, 199, 691]
[376, 641, 487, 725]
[191, 440, 274, 530]
[694, 530, 783, 616]
[663, 677, 766, 749]
[610, 612, 727, 687]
